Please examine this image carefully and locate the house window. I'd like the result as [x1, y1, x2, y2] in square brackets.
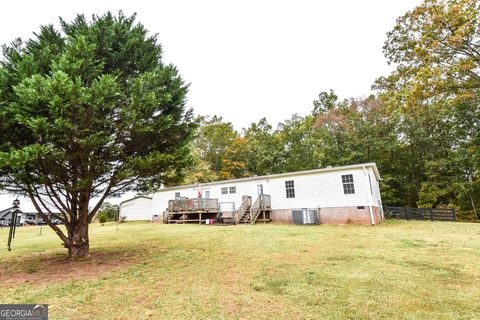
[205, 190, 210, 199]
[285, 180, 295, 198]
[229, 186, 236, 194]
[342, 174, 355, 194]
[175, 192, 180, 199]
[221, 187, 228, 195]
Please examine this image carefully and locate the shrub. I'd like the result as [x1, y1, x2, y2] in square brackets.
[456, 209, 478, 221]
[97, 202, 119, 222]
[99, 214, 107, 224]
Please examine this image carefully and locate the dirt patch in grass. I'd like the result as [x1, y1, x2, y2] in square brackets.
[0, 246, 157, 286]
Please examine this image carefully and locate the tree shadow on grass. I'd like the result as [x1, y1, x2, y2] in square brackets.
[0, 243, 167, 286]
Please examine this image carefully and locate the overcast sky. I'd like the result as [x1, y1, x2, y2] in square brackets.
[0, 0, 421, 209]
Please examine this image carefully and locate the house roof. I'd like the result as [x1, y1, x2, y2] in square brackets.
[120, 195, 152, 206]
[158, 162, 381, 192]
[0, 206, 22, 219]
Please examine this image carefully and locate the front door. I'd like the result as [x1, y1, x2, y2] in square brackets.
[257, 184, 263, 196]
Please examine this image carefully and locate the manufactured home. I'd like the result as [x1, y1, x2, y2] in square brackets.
[0, 207, 24, 227]
[145, 163, 383, 225]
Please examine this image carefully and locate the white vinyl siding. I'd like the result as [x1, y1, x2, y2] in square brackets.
[119, 197, 153, 221]
[152, 166, 381, 215]
[368, 167, 382, 207]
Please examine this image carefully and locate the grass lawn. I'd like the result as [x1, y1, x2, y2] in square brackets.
[0, 221, 479, 319]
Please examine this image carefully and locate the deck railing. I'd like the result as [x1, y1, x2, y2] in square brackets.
[251, 194, 271, 223]
[235, 196, 252, 223]
[168, 198, 219, 212]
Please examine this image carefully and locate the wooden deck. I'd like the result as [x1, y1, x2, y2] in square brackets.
[164, 210, 218, 224]
[164, 194, 272, 224]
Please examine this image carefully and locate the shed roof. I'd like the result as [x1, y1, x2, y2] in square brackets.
[158, 162, 381, 192]
[119, 195, 152, 206]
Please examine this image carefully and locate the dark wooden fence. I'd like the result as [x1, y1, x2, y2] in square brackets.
[384, 207, 456, 221]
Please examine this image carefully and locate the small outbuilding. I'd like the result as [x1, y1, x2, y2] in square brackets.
[119, 196, 153, 221]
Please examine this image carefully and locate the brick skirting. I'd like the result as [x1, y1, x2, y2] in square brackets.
[271, 206, 382, 225]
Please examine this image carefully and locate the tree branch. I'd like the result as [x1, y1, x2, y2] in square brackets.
[27, 186, 70, 246]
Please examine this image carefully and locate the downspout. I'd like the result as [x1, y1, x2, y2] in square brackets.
[363, 166, 375, 225]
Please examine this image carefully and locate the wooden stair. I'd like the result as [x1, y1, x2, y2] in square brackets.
[238, 211, 252, 223]
[163, 195, 272, 225]
[235, 194, 272, 224]
[235, 196, 252, 224]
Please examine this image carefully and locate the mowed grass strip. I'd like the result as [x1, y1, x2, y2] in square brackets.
[0, 221, 479, 319]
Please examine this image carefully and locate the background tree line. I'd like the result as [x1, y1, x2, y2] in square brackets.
[182, 0, 480, 220]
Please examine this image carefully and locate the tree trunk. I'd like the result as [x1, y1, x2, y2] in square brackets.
[66, 219, 89, 260]
[64, 190, 91, 259]
[470, 192, 479, 220]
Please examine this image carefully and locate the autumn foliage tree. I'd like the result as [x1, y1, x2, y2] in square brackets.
[152, 0, 480, 220]
[375, 0, 480, 216]
[378, 0, 480, 102]
[0, 12, 195, 258]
